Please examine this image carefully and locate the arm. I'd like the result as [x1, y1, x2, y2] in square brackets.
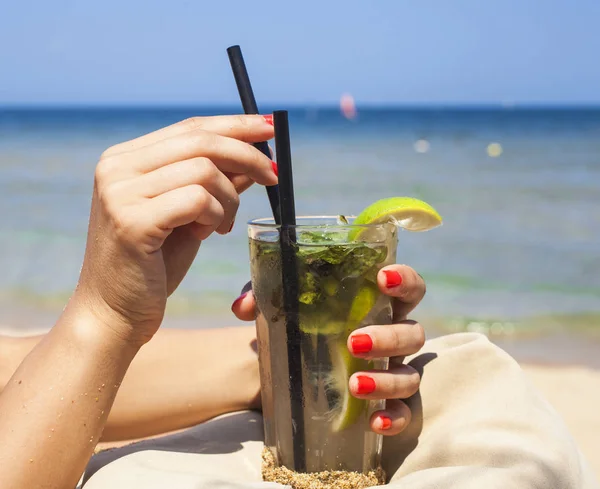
[0, 326, 260, 443]
[103, 325, 259, 441]
[0, 114, 275, 489]
[0, 304, 139, 489]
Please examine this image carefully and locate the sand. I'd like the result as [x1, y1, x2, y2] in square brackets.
[521, 363, 600, 478]
[261, 447, 385, 489]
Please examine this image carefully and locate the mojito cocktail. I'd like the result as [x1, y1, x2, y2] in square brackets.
[249, 216, 398, 476]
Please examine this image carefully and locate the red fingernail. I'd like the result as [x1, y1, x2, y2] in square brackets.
[228, 220, 235, 233]
[271, 161, 278, 177]
[350, 334, 373, 354]
[383, 270, 402, 288]
[379, 416, 392, 430]
[231, 292, 248, 311]
[263, 114, 274, 126]
[356, 375, 376, 394]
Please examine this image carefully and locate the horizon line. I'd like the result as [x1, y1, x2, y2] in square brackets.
[2, 102, 600, 111]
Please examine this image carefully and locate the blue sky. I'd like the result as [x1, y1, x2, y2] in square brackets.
[1, 0, 599, 106]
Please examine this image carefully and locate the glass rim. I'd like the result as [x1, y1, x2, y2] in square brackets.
[247, 215, 394, 230]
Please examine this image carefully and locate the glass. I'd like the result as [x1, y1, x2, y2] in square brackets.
[248, 216, 398, 475]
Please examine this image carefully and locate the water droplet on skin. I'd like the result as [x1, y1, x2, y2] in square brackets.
[60, 397, 64, 401]
[29, 459, 33, 463]
[51, 429, 55, 432]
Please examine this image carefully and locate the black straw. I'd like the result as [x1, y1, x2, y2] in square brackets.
[273, 110, 306, 472]
[227, 45, 281, 223]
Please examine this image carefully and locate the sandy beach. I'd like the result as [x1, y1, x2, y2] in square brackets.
[522, 364, 600, 478]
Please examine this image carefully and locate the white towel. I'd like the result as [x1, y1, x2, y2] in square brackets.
[83, 333, 598, 489]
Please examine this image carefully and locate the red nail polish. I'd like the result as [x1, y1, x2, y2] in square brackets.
[271, 160, 278, 177]
[356, 375, 376, 394]
[228, 220, 235, 233]
[379, 416, 392, 430]
[263, 114, 274, 126]
[383, 270, 402, 288]
[231, 292, 248, 311]
[350, 334, 373, 354]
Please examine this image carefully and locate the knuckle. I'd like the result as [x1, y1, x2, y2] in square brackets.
[97, 181, 121, 210]
[228, 191, 240, 210]
[190, 157, 215, 181]
[412, 323, 426, 349]
[189, 185, 209, 208]
[181, 117, 204, 132]
[94, 156, 117, 185]
[391, 325, 410, 352]
[406, 367, 421, 392]
[235, 114, 251, 128]
[399, 367, 421, 396]
[106, 201, 135, 242]
[192, 130, 216, 154]
[99, 145, 120, 160]
[397, 401, 412, 425]
[409, 267, 427, 298]
[251, 146, 267, 166]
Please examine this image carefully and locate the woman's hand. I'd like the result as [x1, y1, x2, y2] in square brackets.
[77, 114, 276, 346]
[231, 264, 426, 437]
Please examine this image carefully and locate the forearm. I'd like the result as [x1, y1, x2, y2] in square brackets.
[0, 304, 140, 489]
[0, 326, 261, 442]
[102, 325, 260, 441]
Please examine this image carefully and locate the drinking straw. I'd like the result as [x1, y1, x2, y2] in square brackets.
[273, 110, 306, 472]
[227, 45, 281, 223]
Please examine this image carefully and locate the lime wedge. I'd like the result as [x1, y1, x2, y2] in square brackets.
[327, 341, 367, 432]
[351, 197, 442, 238]
[299, 317, 346, 335]
[347, 283, 378, 331]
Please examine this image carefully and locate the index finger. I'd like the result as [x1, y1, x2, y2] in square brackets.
[377, 265, 426, 320]
[102, 114, 274, 158]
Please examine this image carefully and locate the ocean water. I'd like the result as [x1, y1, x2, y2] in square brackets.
[1, 107, 599, 338]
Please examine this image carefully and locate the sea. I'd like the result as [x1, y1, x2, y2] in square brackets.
[1, 106, 599, 363]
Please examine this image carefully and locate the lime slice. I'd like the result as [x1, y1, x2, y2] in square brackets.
[326, 341, 367, 432]
[350, 197, 443, 239]
[299, 317, 346, 335]
[347, 283, 378, 331]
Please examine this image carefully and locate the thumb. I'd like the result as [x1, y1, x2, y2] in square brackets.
[231, 282, 256, 321]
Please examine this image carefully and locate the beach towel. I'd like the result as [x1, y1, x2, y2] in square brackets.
[82, 333, 599, 489]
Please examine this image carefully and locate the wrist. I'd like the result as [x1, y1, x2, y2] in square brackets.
[65, 290, 157, 351]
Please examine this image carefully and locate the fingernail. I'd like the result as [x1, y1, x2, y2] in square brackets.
[231, 292, 248, 311]
[356, 375, 376, 395]
[383, 270, 402, 288]
[271, 160, 278, 177]
[379, 416, 392, 430]
[228, 220, 235, 233]
[262, 114, 274, 126]
[350, 334, 373, 354]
